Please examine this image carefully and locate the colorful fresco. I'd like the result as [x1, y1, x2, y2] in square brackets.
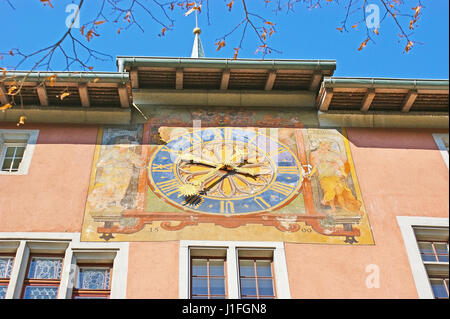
[81, 125, 374, 245]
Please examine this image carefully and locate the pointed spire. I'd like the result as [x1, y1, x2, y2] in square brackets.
[191, 27, 205, 58]
[190, 4, 205, 58]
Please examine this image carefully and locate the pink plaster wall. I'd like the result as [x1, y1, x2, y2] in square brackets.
[0, 123, 98, 233]
[126, 241, 179, 299]
[285, 128, 449, 298]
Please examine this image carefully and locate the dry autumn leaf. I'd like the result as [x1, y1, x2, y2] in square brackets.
[94, 20, 106, 25]
[0, 103, 12, 110]
[46, 74, 57, 86]
[60, 92, 70, 100]
[7, 86, 17, 95]
[17, 116, 26, 126]
[358, 38, 370, 51]
[215, 40, 226, 51]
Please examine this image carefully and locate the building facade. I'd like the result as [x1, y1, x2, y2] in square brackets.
[0, 56, 448, 299]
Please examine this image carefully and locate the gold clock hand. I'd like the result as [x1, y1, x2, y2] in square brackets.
[178, 165, 224, 197]
[179, 153, 220, 168]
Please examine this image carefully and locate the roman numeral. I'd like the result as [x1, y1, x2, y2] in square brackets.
[270, 181, 295, 196]
[220, 200, 235, 214]
[277, 166, 298, 174]
[156, 179, 180, 196]
[254, 196, 271, 210]
[152, 163, 173, 172]
[160, 146, 181, 155]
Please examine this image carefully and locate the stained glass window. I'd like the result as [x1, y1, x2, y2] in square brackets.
[0, 256, 14, 299]
[28, 257, 63, 280]
[77, 268, 111, 290]
[72, 265, 112, 299]
[0, 256, 14, 279]
[22, 255, 63, 299]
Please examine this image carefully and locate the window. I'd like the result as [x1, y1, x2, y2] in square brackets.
[432, 133, 449, 169]
[238, 257, 276, 299]
[0, 233, 128, 299]
[180, 241, 290, 299]
[397, 217, 449, 299]
[72, 264, 113, 299]
[22, 255, 64, 299]
[0, 130, 39, 175]
[414, 226, 449, 299]
[191, 256, 227, 299]
[0, 255, 14, 299]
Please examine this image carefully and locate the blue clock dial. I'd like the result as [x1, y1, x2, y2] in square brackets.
[148, 128, 303, 215]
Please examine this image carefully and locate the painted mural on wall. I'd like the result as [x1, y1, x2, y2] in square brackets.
[81, 125, 374, 245]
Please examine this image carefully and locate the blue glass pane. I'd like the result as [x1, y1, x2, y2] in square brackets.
[192, 277, 208, 296]
[192, 259, 207, 276]
[210, 296, 226, 299]
[28, 257, 62, 280]
[435, 244, 449, 262]
[192, 296, 208, 299]
[0, 257, 14, 278]
[23, 286, 59, 299]
[256, 261, 272, 277]
[209, 278, 225, 295]
[209, 260, 224, 276]
[418, 242, 436, 262]
[239, 260, 255, 277]
[431, 280, 448, 299]
[258, 278, 274, 296]
[240, 278, 257, 297]
[77, 268, 110, 290]
[0, 285, 7, 299]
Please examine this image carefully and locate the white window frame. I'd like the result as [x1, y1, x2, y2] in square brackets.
[432, 133, 449, 169]
[397, 216, 449, 299]
[179, 240, 291, 299]
[0, 129, 39, 175]
[0, 232, 129, 299]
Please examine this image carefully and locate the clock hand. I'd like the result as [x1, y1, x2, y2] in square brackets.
[179, 153, 221, 168]
[178, 165, 224, 197]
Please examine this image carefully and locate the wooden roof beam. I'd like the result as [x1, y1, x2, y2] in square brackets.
[309, 71, 322, 91]
[318, 88, 333, 111]
[36, 85, 49, 106]
[176, 68, 183, 90]
[118, 85, 130, 108]
[401, 89, 418, 112]
[78, 83, 90, 107]
[220, 69, 230, 90]
[130, 70, 139, 89]
[265, 70, 277, 91]
[360, 88, 376, 112]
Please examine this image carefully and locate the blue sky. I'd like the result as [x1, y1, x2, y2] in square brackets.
[1, 0, 449, 79]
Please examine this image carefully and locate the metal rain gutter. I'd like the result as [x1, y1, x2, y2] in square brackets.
[116, 56, 337, 72]
[2, 71, 130, 83]
[322, 77, 449, 90]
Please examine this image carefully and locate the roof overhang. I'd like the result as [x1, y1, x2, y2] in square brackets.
[116, 56, 336, 91]
[317, 77, 449, 113]
[1, 71, 131, 108]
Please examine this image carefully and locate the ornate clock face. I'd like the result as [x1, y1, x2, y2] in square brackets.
[148, 127, 303, 215]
